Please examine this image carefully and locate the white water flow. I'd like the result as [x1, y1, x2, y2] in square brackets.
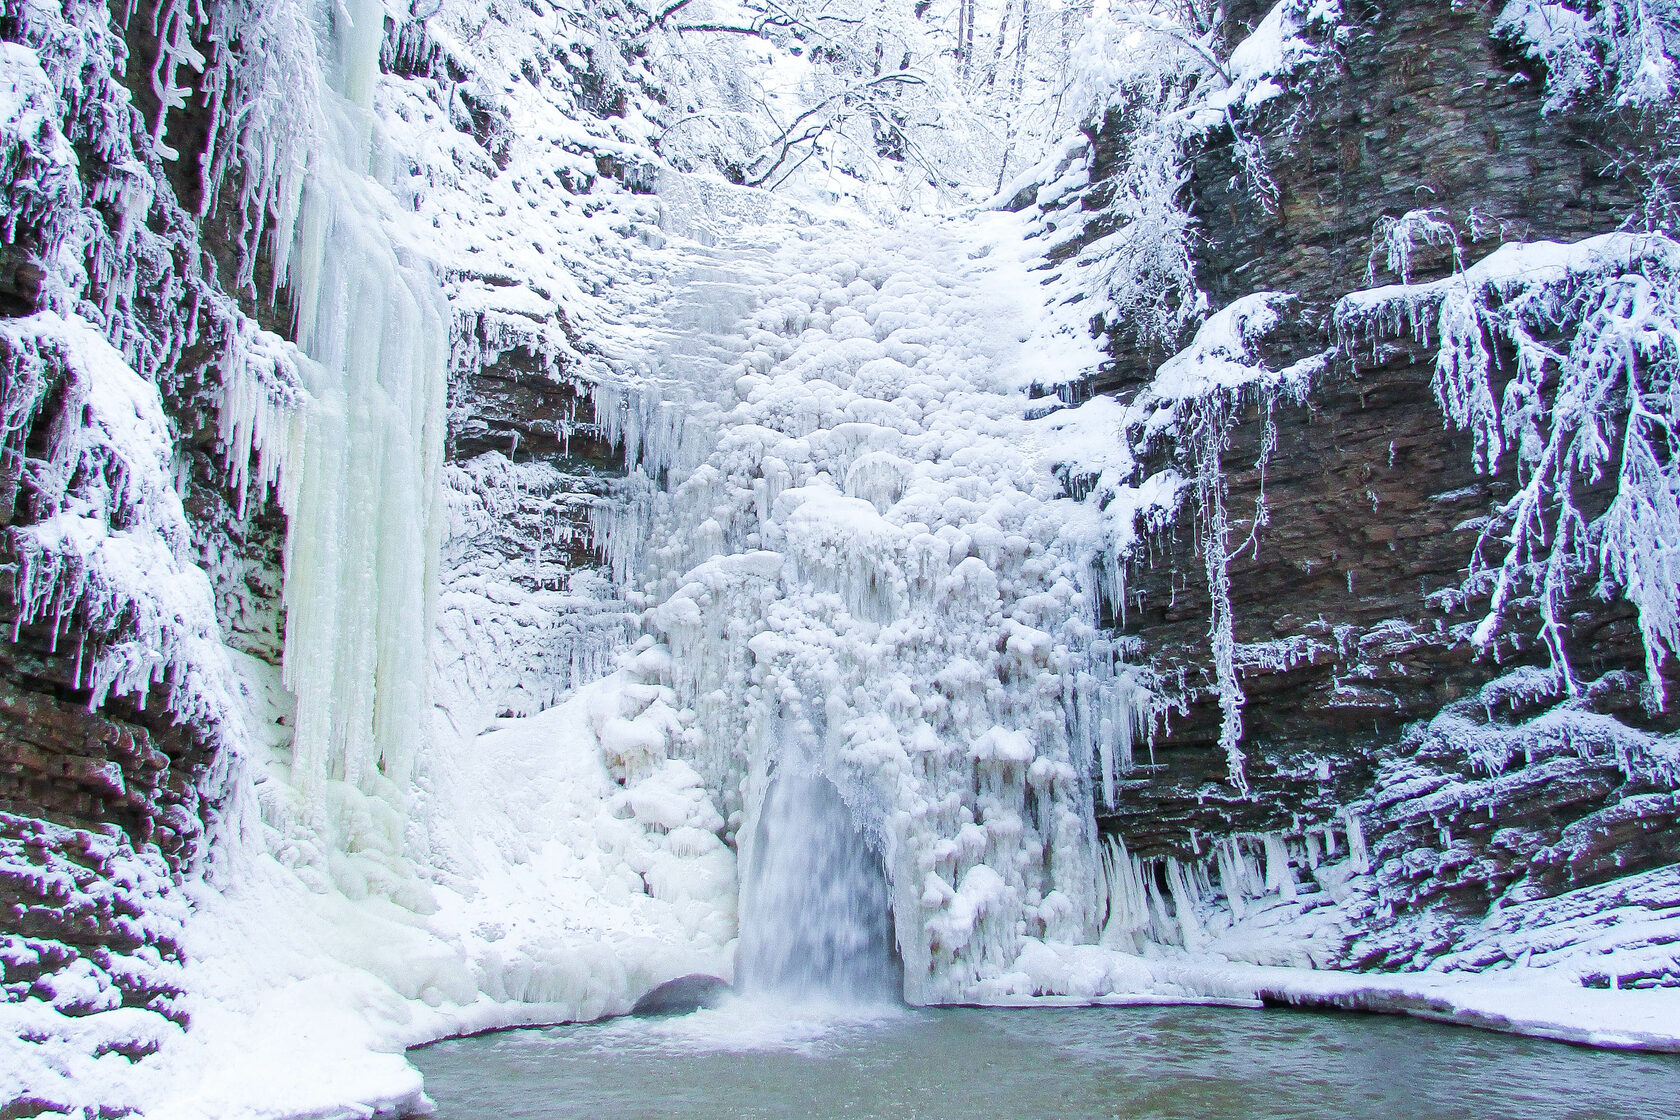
[737, 767, 900, 1003]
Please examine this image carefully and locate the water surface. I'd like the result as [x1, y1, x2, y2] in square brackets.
[412, 1000, 1680, 1119]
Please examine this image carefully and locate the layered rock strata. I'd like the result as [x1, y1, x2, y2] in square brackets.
[1086, 0, 1680, 978]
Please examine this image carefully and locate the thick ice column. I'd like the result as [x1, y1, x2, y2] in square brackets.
[275, 0, 449, 820]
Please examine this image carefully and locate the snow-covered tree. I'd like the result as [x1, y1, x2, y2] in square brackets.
[1339, 232, 1680, 706]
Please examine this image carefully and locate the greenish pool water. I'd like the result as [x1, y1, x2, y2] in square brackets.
[410, 1000, 1680, 1120]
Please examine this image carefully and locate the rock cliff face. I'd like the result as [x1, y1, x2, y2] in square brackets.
[0, 0, 270, 1028]
[1086, 0, 1679, 977]
[0, 651, 205, 1029]
[438, 339, 628, 729]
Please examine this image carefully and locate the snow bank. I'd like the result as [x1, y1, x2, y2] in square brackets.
[48, 663, 737, 1120]
[964, 829, 1680, 1058]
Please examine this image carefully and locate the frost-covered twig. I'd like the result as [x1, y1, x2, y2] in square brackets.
[742, 69, 931, 188]
[122, 0, 324, 284]
[1133, 294, 1324, 792]
[1192, 408, 1249, 793]
[1103, 12, 1235, 87]
[1367, 207, 1464, 286]
[1081, 101, 1202, 351]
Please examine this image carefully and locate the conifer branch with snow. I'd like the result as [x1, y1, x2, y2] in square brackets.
[1338, 231, 1680, 704]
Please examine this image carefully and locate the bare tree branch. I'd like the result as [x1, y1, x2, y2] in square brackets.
[743, 69, 929, 187]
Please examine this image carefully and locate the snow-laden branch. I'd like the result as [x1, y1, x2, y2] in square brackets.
[657, 0, 868, 42]
[1367, 207, 1464, 286]
[742, 69, 931, 188]
[1080, 101, 1203, 350]
[1338, 231, 1680, 703]
[1497, 0, 1680, 112]
[1102, 12, 1235, 88]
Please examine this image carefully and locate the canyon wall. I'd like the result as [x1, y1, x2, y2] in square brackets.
[2, 1, 1678, 1111]
[1081, 0, 1680, 978]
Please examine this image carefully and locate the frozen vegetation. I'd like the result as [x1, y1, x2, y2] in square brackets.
[2, 0, 1679, 1115]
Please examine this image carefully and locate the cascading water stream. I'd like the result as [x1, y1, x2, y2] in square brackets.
[736, 767, 900, 1003]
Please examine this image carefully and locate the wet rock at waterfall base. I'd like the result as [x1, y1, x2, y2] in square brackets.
[631, 974, 731, 1017]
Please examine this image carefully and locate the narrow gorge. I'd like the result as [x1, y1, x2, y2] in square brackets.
[1, 0, 1677, 1115]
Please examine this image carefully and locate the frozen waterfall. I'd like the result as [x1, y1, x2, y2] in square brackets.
[582, 180, 1139, 1003]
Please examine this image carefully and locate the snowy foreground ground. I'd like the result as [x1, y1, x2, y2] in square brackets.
[11, 669, 1676, 1120]
[8, 652, 1677, 1119]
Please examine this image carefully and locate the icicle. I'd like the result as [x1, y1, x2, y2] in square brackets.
[1262, 832, 1297, 901]
[170, 0, 452, 854]
[216, 326, 308, 519]
[1164, 858, 1205, 951]
[1143, 862, 1178, 946]
[1099, 836, 1150, 952]
[1215, 838, 1248, 920]
[1343, 810, 1371, 874]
